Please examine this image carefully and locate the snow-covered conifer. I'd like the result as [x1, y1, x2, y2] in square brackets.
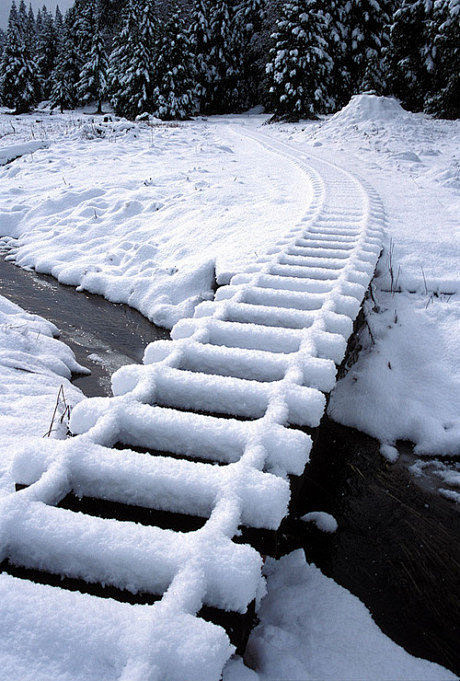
[25, 2, 37, 52]
[0, 0, 39, 112]
[343, 0, 393, 95]
[0, 28, 6, 63]
[50, 6, 82, 112]
[235, 0, 267, 107]
[76, 0, 94, 59]
[152, 1, 197, 120]
[266, 0, 334, 120]
[425, 0, 459, 118]
[190, 0, 241, 113]
[208, 0, 242, 112]
[78, 0, 108, 113]
[387, 0, 433, 111]
[37, 6, 58, 99]
[326, 0, 351, 108]
[189, 0, 212, 111]
[109, 0, 156, 119]
[54, 5, 64, 35]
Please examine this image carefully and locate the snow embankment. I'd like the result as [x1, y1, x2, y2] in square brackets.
[0, 113, 309, 329]
[0, 140, 49, 165]
[0, 295, 85, 493]
[329, 290, 460, 456]
[225, 550, 454, 681]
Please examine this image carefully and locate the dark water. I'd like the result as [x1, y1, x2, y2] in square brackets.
[0, 256, 169, 396]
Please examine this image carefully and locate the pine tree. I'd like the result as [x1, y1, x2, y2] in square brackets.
[313, 0, 349, 110]
[235, 0, 267, 108]
[152, 1, 197, 119]
[35, 7, 43, 34]
[76, 0, 95, 60]
[210, 0, 243, 112]
[109, 0, 157, 118]
[54, 5, 64, 35]
[266, 0, 334, 121]
[0, 0, 39, 112]
[387, 0, 433, 111]
[0, 29, 6, 64]
[26, 3, 37, 52]
[37, 6, 58, 99]
[343, 0, 393, 95]
[425, 0, 459, 118]
[78, 0, 108, 112]
[189, 0, 212, 112]
[50, 6, 81, 111]
[190, 0, 242, 113]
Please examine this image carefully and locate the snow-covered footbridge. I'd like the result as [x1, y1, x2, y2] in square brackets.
[0, 127, 385, 681]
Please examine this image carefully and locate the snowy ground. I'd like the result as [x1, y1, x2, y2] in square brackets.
[0, 97, 458, 679]
[0, 108, 308, 328]
[0, 305, 452, 681]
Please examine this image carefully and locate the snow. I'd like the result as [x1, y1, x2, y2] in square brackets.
[328, 275, 460, 457]
[226, 550, 456, 681]
[0, 107, 389, 680]
[439, 488, 460, 503]
[409, 458, 460, 501]
[325, 93, 412, 125]
[0, 111, 309, 329]
[380, 443, 399, 463]
[0, 573, 232, 681]
[300, 511, 338, 533]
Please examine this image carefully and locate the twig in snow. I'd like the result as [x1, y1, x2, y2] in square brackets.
[388, 239, 395, 294]
[43, 385, 70, 438]
[365, 319, 375, 345]
[421, 266, 428, 296]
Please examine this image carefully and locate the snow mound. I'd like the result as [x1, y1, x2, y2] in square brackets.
[391, 151, 422, 162]
[424, 161, 460, 190]
[328, 94, 411, 128]
[301, 511, 338, 533]
[0, 141, 49, 165]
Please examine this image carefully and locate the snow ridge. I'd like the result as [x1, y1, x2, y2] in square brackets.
[0, 129, 384, 681]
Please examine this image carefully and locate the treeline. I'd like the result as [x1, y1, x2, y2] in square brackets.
[0, 0, 458, 120]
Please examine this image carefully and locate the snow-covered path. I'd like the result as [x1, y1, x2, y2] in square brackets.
[0, 120, 388, 681]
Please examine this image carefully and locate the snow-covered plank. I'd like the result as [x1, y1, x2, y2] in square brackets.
[4, 500, 262, 612]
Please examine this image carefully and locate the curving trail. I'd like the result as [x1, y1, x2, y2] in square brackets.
[0, 123, 385, 681]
